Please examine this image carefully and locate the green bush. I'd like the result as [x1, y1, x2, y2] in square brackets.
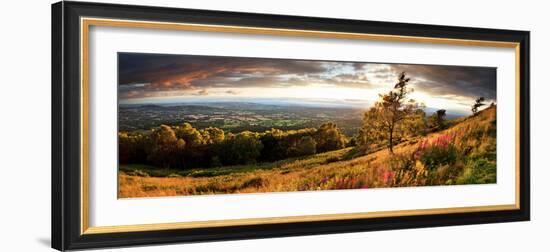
[458, 157, 496, 184]
[415, 134, 457, 171]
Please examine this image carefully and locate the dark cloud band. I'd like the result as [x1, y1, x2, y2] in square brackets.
[118, 52, 496, 102]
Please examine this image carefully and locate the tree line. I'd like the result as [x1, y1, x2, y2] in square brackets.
[119, 121, 348, 169]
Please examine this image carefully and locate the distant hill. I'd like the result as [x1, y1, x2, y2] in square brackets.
[423, 107, 468, 119]
[122, 100, 469, 117]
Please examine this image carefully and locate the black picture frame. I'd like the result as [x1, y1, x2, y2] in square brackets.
[52, 1, 530, 251]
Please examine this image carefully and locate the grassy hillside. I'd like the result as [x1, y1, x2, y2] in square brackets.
[119, 106, 496, 198]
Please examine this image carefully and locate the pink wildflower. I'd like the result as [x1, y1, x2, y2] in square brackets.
[415, 134, 455, 159]
[382, 171, 395, 184]
[434, 134, 452, 148]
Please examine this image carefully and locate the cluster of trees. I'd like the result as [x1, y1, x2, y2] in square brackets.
[119, 122, 348, 169]
[356, 72, 488, 153]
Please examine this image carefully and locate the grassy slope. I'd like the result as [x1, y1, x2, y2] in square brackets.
[119, 106, 497, 198]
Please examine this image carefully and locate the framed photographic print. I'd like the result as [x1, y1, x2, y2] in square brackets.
[52, 1, 530, 250]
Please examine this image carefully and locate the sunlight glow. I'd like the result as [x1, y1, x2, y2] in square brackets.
[122, 84, 481, 114]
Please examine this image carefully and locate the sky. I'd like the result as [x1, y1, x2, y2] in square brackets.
[118, 53, 496, 113]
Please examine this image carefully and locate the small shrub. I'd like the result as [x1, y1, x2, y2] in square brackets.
[241, 177, 265, 188]
[414, 134, 458, 171]
[141, 184, 157, 191]
[128, 169, 150, 177]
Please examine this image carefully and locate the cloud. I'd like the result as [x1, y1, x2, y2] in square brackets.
[225, 90, 240, 95]
[119, 53, 342, 99]
[119, 53, 327, 89]
[118, 53, 496, 102]
[195, 89, 209, 96]
[392, 64, 496, 100]
[330, 73, 371, 88]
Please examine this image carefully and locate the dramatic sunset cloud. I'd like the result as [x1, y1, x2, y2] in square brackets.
[118, 53, 496, 113]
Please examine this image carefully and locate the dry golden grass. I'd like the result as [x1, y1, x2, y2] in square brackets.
[119, 106, 497, 198]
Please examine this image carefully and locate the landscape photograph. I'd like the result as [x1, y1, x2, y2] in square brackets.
[117, 52, 497, 198]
